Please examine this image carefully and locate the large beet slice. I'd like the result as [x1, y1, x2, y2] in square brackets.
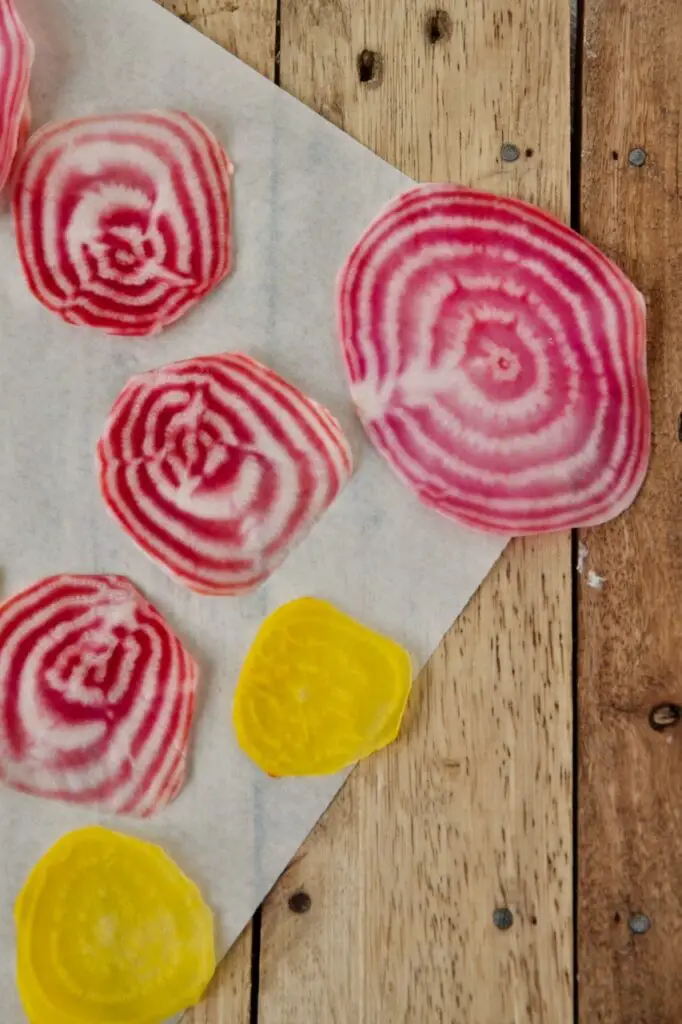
[338, 184, 650, 535]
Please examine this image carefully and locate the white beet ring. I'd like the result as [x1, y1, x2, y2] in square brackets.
[0, 0, 33, 191]
[12, 110, 233, 336]
[337, 184, 651, 535]
[97, 352, 353, 595]
[0, 574, 198, 817]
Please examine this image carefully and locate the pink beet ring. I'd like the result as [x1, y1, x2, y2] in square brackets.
[337, 184, 651, 535]
[12, 110, 233, 336]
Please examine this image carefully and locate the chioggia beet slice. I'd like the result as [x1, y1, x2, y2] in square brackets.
[233, 597, 412, 776]
[12, 110, 233, 335]
[0, 574, 198, 816]
[0, 0, 32, 190]
[15, 827, 215, 1024]
[337, 184, 651, 534]
[97, 353, 353, 595]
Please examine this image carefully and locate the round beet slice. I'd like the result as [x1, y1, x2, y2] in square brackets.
[337, 184, 651, 535]
[12, 110, 233, 336]
[0, 0, 32, 191]
[0, 574, 198, 816]
[97, 352, 353, 595]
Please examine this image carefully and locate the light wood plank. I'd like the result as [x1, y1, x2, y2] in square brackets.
[579, 1, 682, 1021]
[155, 2, 277, 1019]
[158, 0, 276, 77]
[184, 927, 252, 1024]
[259, 2, 573, 1022]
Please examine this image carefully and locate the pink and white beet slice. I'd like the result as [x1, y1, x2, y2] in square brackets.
[0, 0, 32, 191]
[97, 352, 353, 595]
[0, 574, 198, 817]
[12, 110, 233, 335]
[337, 184, 651, 535]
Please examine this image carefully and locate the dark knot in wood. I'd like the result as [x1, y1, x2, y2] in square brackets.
[357, 49, 382, 86]
[426, 10, 453, 44]
[288, 890, 312, 914]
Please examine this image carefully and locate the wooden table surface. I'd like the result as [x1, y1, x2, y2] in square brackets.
[153, 1, 679, 1021]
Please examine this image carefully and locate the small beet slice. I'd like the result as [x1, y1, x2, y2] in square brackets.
[0, 574, 198, 816]
[15, 827, 215, 1024]
[12, 110, 233, 336]
[337, 184, 651, 535]
[97, 352, 353, 595]
[233, 597, 412, 776]
[0, 0, 32, 191]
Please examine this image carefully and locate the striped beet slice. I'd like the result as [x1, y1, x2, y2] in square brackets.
[12, 110, 233, 336]
[0, 0, 32, 191]
[338, 184, 651, 535]
[0, 574, 198, 817]
[97, 353, 353, 595]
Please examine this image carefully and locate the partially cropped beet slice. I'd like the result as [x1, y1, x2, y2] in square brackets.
[97, 352, 353, 595]
[0, 574, 198, 816]
[337, 184, 651, 535]
[12, 110, 233, 335]
[0, 0, 32, 191]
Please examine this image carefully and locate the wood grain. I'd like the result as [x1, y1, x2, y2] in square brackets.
[184, 927, 252, 1024]
[258, 3, 574, 1022]
[158, 0, 277, 77]
[154, 4, 277, 1021]
[579, 2, 682, 1021]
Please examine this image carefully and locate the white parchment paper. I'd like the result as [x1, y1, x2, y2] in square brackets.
[0, 1, 507, 1019]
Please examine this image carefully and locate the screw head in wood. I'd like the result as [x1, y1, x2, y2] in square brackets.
[628, 912, 651, 934]
[649, 703, 681, 731]
[500, 143, 520, 163]
[492, 907, 514, 930]
[628, 147, 647, 167]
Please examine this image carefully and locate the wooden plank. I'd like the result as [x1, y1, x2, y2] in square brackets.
[155, 5, 277, 1021]
[184, 928, 252, 1024]
[158, 0, 276, 77]
[579, 2, 682, 1021]
[258, 3, 573, 1022]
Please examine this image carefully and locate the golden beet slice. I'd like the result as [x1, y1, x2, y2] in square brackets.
[15, 827, 215, 1024]
[233, 598, 412, 776]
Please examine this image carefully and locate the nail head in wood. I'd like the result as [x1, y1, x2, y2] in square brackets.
[288, 890, 312, 914]
[628, 147, 647, 167]
[493, 907, 514, 930]
[501, 143, 520, 163]
[628, 912, 651, 934]
[649, 703, 681, 731]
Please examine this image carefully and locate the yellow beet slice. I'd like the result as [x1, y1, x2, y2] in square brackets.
[15, 827, 215, 1024]
[233, 597, 412, 776]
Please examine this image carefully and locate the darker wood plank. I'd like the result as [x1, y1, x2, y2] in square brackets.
[579, 2, 682, 1021]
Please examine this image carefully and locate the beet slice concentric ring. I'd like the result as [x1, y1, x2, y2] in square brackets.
[97, 353, 353, 595]
[0, 574, 198, 816]
[338, 184, 651, 534]
[0, 0, 32, 191]
[12, 110, 233, 336]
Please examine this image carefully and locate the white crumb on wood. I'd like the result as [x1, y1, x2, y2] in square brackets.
[586, 569, 606, 590]
[576, 542, 588, 574]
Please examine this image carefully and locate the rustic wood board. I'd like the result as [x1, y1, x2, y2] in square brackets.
[158, 1, 574, 1020]
[578, 1, 682, 1021]
[258, 2, 573, 1022]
